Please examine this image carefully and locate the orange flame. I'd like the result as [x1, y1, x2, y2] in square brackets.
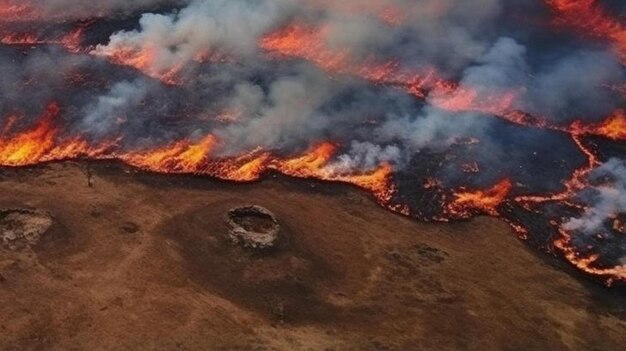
[272, 142, 337, 178]
[571, 109, 626, 141]
[261, 23, 533, 124]
[448, 179, 513, 217]
[0, 26, 86, 53]
[516, 135, 599, 206]
[0, 106, 393, 198]
[0, 102, 59, 166]
[555, 227, 626, 285]
[91, 45, 182, 85]
[122, 135, 217, 174]
[0, 2, 40, 22]
[545, 0, 626, 61]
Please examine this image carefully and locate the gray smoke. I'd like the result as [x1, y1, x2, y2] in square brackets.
[564, 159, 626, 235]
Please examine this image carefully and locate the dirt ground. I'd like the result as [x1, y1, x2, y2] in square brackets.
[0, 162, 624, 351]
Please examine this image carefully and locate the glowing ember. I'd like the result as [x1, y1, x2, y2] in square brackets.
[122, 135, 217, 174]
[0, 103, 59, 167]
[0, 26, 86, 53]
[545, 0, 626, 61]
[571, 109, 626, 141]
[555, 227, 626, 285]
[448, 179, 513, 217]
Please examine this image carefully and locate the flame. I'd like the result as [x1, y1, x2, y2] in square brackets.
[303, 0, 406, 26]
[260, 24, 439, 93]
[571, 109, 626, 141]
[261, 23, 536, 125]
[122, 135, 217, 173]
[0, 26, 86, 53]
[92, 45, 181, 85]
[0, 105, 393, 199]
[90, 45, 230, 85]
[271, 142, 392, 200]
[555, 227, 626, 285]
[448, 179, 513, 217]
[212, 150, 271, 182]
[0, 103, 117, 166]
[339, 163, 394, 200]
[428, 83, 521, 119]
[0, 2, 40, 22]
[272, 142, 337, 178]
[545, 0, 626, 61]
[516, 135, 599, 205]
[261, 23, 625, 140]
[0, 103, 59, 166]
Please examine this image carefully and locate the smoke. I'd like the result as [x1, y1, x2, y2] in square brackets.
[329, 141, 402, 173]
[214, 65, 335, 153]
[0, 0, 625, 280]
[439, 37, 624, 123]
[81, 79, 152, 137]
[564, 159, 626, 235]
[2, 0, 191, 21]
[525, 51, 624, 121]
[92, 0, 296, 77]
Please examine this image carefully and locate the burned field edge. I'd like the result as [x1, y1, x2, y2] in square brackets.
[1, 159, 626, 295]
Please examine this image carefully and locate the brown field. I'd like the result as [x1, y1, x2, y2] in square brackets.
[0, 162, 624, 350]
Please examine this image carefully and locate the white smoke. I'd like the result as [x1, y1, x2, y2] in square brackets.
[564, 159, 626, 234]
[93, 0, 296, 75]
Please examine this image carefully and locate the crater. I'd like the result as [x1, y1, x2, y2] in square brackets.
[0, 209, 53, 251]
[227, 205, 280, 249]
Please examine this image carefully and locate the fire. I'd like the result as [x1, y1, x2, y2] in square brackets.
[0, 26, 86, 53]
[0, 3, 623, 286]
[303, 0, 406, 26]
[0, 2, 39, 22]
[428, 84, 520, 119]
[338, 163, 394, 200]
[0, 103, 59, 167]
[91, 44, 228, 85]
[516, 135, 599, 205]
[260, 24, 438, 92]
[213, 150, 271, 182]
[0, 103, 394, 199]
[273, 142, 337, 178]
[555, 227, 626, 285]
[0, 103, 117, 167]
[122, 135, 217, 174]
[570, 109, 626, 141]
[448, 179, 513, 217]
[545, 0, 626, 60]
[91, 45, 181, 85]
[271, 142, 392, 200]
[261, 23, 624, 140]
[261, 24, 535, 126]
[614, 217, 626, 235]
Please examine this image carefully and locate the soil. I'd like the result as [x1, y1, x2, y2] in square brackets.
[0, 209, 53, 251]
[0, 161, 624, 350]
[231, 210, 276, 233]
[227, 206, 280, 249]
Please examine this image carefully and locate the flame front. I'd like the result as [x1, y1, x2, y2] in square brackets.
[545, 0, 626, 61]
[448, 179, 513, 218]
[0, 103, 59, 166]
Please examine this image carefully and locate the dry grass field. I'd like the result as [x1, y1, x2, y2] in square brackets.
[0, 162, 624, 350]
